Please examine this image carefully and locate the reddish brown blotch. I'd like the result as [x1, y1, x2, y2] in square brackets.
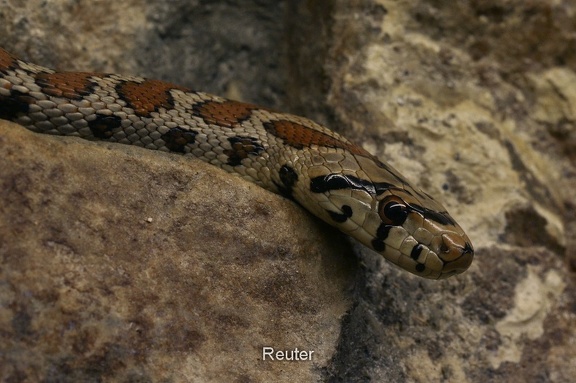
[0, 48, 18, 71]
[117, 79, 189, 117]
[263, 119, 373, 157]
[193, 100, 257, 128]
[36, 72, 101, 100]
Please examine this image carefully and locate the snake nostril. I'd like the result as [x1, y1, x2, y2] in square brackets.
[440, 241, 449, 253]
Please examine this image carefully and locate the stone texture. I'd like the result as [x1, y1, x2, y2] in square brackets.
[1, 0, 576, 382]
[0, 121, 355, 382]
[309, 1, 576, 382]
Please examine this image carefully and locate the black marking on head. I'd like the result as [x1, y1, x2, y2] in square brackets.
[371, 223, 392, 252]
[88, 114, 122, 139]
[310, 174, 349, 192]
[225, 136, 264, 166]
[328, 204, 353, 223]
[0, 90, 32, 121]
[278, 165, 298, 198]
[415, 263, 426, 272]
[410, 204, 456, 226]
[310, 174, 394, 196]
[328, 211, 347, 223]
[342, 205, 352, 217]
[376, 224, 392, 240]
[410, 244, 423, 260]
[371, 239, 385, 252]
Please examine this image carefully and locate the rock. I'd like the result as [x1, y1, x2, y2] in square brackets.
[0, 121, 355, 382]
[312, 1, 576, 382]
[1, 0, 575, 382]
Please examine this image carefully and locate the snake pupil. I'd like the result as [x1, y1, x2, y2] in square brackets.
[383, 201, 408, 225]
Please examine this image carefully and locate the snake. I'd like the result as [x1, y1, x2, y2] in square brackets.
[0, 47, 473, 279]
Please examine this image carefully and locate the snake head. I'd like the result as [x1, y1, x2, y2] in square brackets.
[370, 190, 474, 278]
[306, 160, 474, 279]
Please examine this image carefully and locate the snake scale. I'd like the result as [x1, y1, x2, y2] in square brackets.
[0, 47, 473, 279]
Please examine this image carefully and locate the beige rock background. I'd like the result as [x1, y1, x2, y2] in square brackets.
[0, 0, 575, 382]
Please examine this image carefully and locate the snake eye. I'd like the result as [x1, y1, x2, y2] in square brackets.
[378, 195, 409, 225]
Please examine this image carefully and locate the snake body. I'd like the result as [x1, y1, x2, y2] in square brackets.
[0, 47, 473, 279]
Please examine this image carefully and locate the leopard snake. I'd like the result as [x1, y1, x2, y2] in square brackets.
[0, 47, 473, 279]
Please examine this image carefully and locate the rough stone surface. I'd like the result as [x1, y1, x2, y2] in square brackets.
[1, 0, 576, 382]
[310, 1, 576, 382]
[0, 121, 355, 382]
